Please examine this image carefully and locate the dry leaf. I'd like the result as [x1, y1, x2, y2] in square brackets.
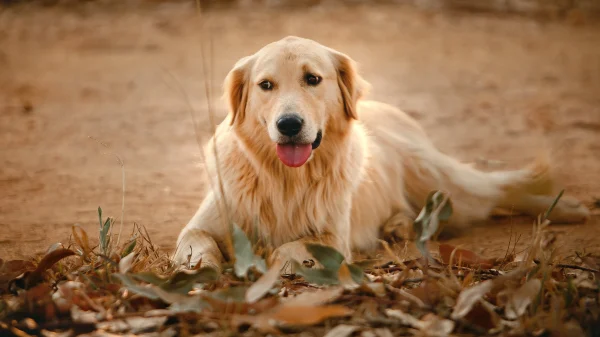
[385, 308, 421, 328]
[234, 303, 352, 333]
[338, 262, 360, 289]
[264, 305, 353, 328]
[451, 280, 493, 319]
[118, 252, 135, 274]
[245, 260, 282, 303]
[358, 282, 386, 297]
[463, 301, 499, 330]
[25, 249, 76, 288]
[125, 316, 168, 334]
[373, 328, 394, 337]
[419, 313, 455, 337]
[281, 287, 343, 307]
[407, 280, 440, 306]
[323, 324, 360, 337]
[72, 225, 93, 258]
[503, 278, 541, 319]
[439, 244, 495, 269]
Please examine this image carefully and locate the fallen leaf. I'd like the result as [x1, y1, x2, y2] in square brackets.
[118, 252, 135, 274]
[245, 260, 283, 303]
[503, 278, 541, 319]
[385, 308, 421, 328]
[152, 285, 190, 304]
[113, 273, 160, 300]
[125, 316, 168, 334]
[338, 262, 360, 289]
[407, 280, 440, 306]
[281, 287, 344, 307]
[373, 328, 394, 337]
[232, 223, 267, 278]
[306, 243, 345, 270]
[163, 267, 218, 293]
[463, 301, 499, 330]
[358, 282, 386, 297]
[22, 248, 76, 289]
[324, 324, 361, 337]
[439, 244, 495, 269]
[420, 313, 455, 337]
[168, 295, 210, 313]
[291, 260, 339, 285]
[240, 304, 353, 332]
[271, 305, 353, 325]
[451, 280, 493, 319]
[130, 272, 167, 286]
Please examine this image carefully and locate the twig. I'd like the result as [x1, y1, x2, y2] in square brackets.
[532, 259, 599, 273]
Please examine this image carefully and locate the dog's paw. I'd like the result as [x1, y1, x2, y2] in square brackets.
[269, 241, 322, 271]
[381, 212, 414, 242]
[547, 196, 591, 224]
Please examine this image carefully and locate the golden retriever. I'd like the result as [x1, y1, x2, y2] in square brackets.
[173, 36, 590, 271]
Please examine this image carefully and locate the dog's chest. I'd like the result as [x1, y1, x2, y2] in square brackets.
[225, 169, 342, 247]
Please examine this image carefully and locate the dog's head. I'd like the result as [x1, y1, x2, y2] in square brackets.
[224, 36, 368, 168]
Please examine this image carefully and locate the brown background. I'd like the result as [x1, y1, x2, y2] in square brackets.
[1, 0, 599, 260]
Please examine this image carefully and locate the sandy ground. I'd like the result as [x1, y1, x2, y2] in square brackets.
[1, 2, 599, 262]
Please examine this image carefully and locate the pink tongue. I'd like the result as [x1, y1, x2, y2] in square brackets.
[276, 144, 312, 167]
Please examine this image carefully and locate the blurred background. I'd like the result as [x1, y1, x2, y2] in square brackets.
[1, 0, 599, 260]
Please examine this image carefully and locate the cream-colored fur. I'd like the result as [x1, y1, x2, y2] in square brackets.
[173, 36, 590, 271]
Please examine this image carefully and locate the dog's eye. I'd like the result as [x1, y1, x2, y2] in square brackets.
[305, 74, 322, 86]
[259, 80, 273, 91]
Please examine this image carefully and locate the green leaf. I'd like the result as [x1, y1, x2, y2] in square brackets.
[98, 206, 112, 255]
[292, 260, 339, 285]
[232, 223, 267, 278]
[306, 243, 345, 271]
[121, 239, 137, 257]
[130, 272, 168, 287]
[348, 263, 365, 284]
[208, 286, 248, 303]
[164, 267, 219, 294]
[113, 273, 160, 300]
[168, 296, 210, 313]
[98, 207, 103, 228]
[413, 190, 453, 260]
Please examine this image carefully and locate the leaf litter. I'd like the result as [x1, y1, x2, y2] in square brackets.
[1, 192, 599, 336]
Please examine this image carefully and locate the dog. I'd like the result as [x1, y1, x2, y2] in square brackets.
[173, 36, 590, 271]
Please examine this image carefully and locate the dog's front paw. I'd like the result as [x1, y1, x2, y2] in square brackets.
[269, 241, 321, 270]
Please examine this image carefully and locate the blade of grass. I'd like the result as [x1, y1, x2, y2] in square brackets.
[88, 136, 125, 249]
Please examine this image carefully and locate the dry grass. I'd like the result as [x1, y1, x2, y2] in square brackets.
[0, 192, 598, 337]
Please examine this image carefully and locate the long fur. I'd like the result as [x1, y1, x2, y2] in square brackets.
[173, 36, 590, 270]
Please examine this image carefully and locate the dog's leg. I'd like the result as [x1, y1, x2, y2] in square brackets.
[173, 191, 229, 272]
[381, 212, 414, 242]
[500, 193, 590, 223]
[269, 233, 341, 269]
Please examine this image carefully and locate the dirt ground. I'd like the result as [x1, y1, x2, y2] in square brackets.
[1, 2, 599, 262]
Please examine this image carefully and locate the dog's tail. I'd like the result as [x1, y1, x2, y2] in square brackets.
[402, 143, 555, 227]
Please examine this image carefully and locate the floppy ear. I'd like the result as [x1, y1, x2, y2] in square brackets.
[329, 49, 370, 120]
[223, 55, 254, 125]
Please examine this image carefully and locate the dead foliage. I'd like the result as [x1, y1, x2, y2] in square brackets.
[1, 192, 599, 337]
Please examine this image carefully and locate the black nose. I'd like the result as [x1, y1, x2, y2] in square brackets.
[276, 115, 303, 137]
